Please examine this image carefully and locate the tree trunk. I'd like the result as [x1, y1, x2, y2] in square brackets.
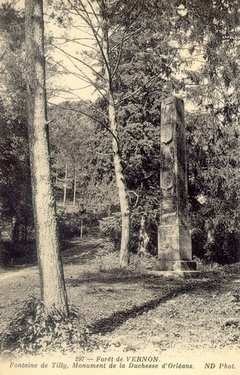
[73, 167, 77, 205]
[25, 0, 68, 315]
[80, 218, 83, 238]
[111, 117, 131, 267]
[138, 214, 149, 256]
[12, 217, 20, 243]
[103, 26, 131, 268]
[63, 163, 68, 206]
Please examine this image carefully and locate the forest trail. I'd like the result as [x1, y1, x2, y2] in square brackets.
[0, 236, 101, 281]
[0, 266, 38, 281]
[0, 236, 102, 333]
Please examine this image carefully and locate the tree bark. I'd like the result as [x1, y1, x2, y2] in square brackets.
[110, 106, 131, 267]
[25, 0, 68, 315]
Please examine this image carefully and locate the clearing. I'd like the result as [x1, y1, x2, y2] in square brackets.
[0, 236, 240, 361]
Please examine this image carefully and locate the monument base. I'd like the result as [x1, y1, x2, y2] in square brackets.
[155, 260, 197, 272]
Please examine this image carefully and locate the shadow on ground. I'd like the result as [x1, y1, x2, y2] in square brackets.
[88, 278, 223, 335]
[66, 266, 223, 285]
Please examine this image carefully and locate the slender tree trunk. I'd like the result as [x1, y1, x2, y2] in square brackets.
[110, 104, 131, 267]
[138, 214, 149, 256]
[55, 169, 58, 185]
[61, 0, 131, 267]
[103, 26, 131, 268]
[25, 0, 68, 315]
[12, 217, 19, 243]
[73, 167, 77, 205]
[63, 163, 68, 206]
[80, 218, 83, 238]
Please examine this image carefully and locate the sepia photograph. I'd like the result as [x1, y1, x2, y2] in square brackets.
[0, 1, 239, 374]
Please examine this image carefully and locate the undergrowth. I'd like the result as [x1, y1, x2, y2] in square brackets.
[0, 297, 99, 358]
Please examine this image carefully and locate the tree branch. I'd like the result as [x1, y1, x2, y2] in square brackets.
[128, 190, 139, 208]
[96, 151, 113, 156]
[52, 48, 108, 102]
[53, 44, 105, 81]
[115, 73, 160, 105]
[47, 101, 119, 149]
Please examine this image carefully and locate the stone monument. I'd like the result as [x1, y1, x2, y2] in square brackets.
[157, 96, 196, 271]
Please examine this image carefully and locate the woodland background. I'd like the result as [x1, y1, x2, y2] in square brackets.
[0, 0, 239, 266]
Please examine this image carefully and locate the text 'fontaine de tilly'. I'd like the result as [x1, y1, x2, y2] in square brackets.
[8, 357, 237, 370]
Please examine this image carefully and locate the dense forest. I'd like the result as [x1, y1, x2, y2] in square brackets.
[1, 0, 239, 266]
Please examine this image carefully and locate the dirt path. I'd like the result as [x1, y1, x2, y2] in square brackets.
[0, 237, 101, 332]
[0, 238, 240, 356]
[0, 266, 38, 281]
[0, 236, 100, 280]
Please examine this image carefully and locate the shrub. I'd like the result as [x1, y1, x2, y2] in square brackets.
[0, 297, 98, 356]
[0, 240, 37, 267]
[57, 211, 81, 239]
[99, 213, 121, 249]
[131, 208, 158, 255]
[204, 230, 240, 265]
[99, 209, 158, 255]
[57, 210, 100, 241]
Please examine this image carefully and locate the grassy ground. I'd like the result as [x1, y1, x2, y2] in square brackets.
[0, 236, 240, 358]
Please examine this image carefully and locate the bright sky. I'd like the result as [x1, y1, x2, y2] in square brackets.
[0, 0, 98, 103]
[1, 0, 203, 109]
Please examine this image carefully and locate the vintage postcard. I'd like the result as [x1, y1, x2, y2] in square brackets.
[0, 1, 239, 375]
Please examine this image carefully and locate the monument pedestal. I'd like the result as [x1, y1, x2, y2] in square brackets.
[155, 260, 197, 272]
[158, 96, 196, 272]
[158, 222, 196, 271]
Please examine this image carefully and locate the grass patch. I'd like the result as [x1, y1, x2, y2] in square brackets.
[1, 238, 240, 356]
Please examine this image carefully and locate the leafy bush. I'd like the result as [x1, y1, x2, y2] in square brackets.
[94, 244, 120, 271]
[99, 213, 121, 249]
[0, 297, 98, 356]
[191, 223, 240, 264]
[204, 230, 240, 265]
[57, 210, 100, 240]
[131, 208, 158, 255]
[0, 241, 15, 266]
[99, 209, 158, 255]
[57, 211, 81, 239]
[186, 111, 240, 265]
[0, 240, 37, 267]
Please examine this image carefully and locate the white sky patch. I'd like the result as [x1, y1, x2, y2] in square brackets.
[45, 9, 100, 103]
[1, 0, 207, 109]
[1, 0, 99, 103]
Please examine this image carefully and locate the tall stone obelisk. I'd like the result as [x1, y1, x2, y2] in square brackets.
[158, 96, 196, 271]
